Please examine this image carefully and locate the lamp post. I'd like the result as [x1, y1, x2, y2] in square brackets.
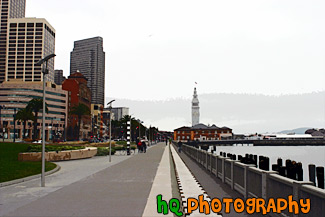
[36, 53, 56, 187]
[107, 100, 115, 162]
[137, 119, 143, 139]
[63, 112, 66, 141]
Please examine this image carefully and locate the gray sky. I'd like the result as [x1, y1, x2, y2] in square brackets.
[27, 0, 325, 101]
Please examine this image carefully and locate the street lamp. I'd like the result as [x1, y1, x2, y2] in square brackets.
[13, 108, 16, 142]
[35, 53, 56, 187]
[137, 119, 143, 139]
[107, 99, 115, 162]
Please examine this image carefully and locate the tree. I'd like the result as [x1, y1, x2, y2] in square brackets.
[70, 103, 90, 140]
[16, 108, 34, 139]
[26, 98, 48, 140]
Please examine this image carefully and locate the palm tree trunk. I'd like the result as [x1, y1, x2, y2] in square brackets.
[78, 115, 81, 140]
[23, 121, 26, 139]
[33, 112, 38, 140]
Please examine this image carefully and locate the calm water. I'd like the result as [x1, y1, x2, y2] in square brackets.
[208, 145, 325, 182]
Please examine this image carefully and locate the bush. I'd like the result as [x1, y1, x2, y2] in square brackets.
[95, 147, 115, 156]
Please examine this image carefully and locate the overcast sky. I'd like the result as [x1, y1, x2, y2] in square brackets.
[27, 0, 325, 101]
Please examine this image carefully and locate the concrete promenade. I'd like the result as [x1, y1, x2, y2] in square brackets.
[1, 143, 173, 217]
[0, 142, 262, 217]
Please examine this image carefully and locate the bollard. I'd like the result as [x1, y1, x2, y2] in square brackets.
[286, 160, 293, 179]
[259, 157, 264, 170]
[297, 162, 303, 181]
[264, 157, 269, 171]
[272, 164, 278, 172]
[316, 167, 324, 189]
[279, 166, 286, 177]
[291, 161, 298, 180]
[309, 164, 316, 186]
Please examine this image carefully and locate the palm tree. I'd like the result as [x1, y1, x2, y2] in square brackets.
[16, 108, 34, 139]
[70, 103, 90, 140]
[26, 98, 48, 140]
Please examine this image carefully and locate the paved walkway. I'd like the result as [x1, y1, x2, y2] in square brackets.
[2, 143, 168, 217]
[1, 143, 265, 217]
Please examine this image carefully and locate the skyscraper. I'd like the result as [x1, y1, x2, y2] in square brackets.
[54, 69, 65, 85]
[0, 0, 26, 82]
[6, 18, 55, 82]
[70, 36, 105, 105]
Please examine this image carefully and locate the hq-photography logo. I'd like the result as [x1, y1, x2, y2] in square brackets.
[156, 195, 310, 216]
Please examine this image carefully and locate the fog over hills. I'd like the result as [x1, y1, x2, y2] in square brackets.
[106, 92, 325, 134]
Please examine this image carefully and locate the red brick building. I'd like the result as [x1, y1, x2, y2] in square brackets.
[174, 124, 233, 142]
[62, 71, 91, 140]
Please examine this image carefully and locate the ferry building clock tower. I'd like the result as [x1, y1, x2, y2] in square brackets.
[192, 87, 200, 126]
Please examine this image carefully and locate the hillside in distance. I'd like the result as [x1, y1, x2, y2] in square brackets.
[107, 91, 325, 134]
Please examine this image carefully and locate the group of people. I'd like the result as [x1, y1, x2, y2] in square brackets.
[137, 138, 147, 153]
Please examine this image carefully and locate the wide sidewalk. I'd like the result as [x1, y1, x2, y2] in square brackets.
[1, 143, 175, 217]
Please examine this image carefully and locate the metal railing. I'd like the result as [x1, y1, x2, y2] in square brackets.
[181, 144, 325, 217]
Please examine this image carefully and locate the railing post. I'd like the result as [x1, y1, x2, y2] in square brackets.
[231, 160, 240, 190]
[205, 151, 208, 170]
[222, 157, 225, 183]
[210, 153, 212, 173]
[215, 155, 218, 177]
[262, 171, 278, 200]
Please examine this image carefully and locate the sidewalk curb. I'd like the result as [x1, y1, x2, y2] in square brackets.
[0, 164, 61, 188]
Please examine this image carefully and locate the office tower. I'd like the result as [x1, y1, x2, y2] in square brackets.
[54, 69, 65, 85]
[70, 36, 105, 105]
[5, 18, 55, 82]
[0, 0, 26, 82]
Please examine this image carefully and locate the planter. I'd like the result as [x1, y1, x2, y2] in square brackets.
[18, 147, 97, 162]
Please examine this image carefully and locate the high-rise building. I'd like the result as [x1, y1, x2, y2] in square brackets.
[5, 18, 55, 82]
[192, 87, 200, 126]
[70, 36, 105, 105]
[110, 107, 129, 121]
[0, 0, 26, 82]
[54, 69, 65, 85]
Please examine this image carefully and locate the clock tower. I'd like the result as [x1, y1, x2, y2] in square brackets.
[192, 87, 200, 126]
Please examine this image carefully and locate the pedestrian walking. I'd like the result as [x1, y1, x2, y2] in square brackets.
[137, 140, 142, 153]
[142, 140, 147, 153]
[178, 141, 182, 153]
[165, 139, 168, 146]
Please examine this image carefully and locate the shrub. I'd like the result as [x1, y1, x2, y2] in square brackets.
[95, 147, 115, 156]
[26, 145, 84, 153]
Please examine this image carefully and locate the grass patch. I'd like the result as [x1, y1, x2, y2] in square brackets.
[0, 142, 56, 183]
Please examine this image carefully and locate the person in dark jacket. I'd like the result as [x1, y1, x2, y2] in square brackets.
[142, 140, 147, 153]
[178, 141, 182, 153]
[137, 138, 142, 153]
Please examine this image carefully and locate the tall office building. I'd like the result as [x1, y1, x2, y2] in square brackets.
[6, 18, 55, 82]
[70, 36, 105, 105]
[0, 0, 26, 82]
[54, 69, 65, 85]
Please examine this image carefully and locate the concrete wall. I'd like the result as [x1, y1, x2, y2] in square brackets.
[182, 144, 325, 217]
[18, 147, 97, 162]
